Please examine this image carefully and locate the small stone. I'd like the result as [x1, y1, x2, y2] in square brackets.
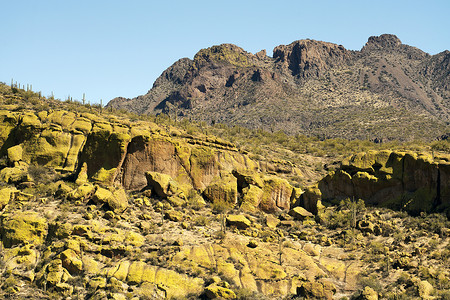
[289, 206, 314, 220]
[247, 239, 258, 248]
[173, 239, 183, 246]
[55, 282, 74, 297]
[280, 220, 296, 227]
[104, 211, 115, 220]
[164, 210, 183, 222]
[265, 214, 280, 229]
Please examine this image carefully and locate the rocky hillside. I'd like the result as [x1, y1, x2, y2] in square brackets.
[108, 34, 450, 141]
[0, 84, 449, 299]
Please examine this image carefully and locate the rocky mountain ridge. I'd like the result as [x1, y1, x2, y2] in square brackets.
[108, 34, 450, 141]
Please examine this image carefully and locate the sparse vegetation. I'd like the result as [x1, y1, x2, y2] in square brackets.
[0, 77, 448, 300]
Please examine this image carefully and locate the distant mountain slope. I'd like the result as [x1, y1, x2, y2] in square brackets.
[107, 34, 450, 141]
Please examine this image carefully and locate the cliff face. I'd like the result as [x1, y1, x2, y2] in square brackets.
[108, 34, 450, 141]
[273, 39, 353, 78]
[315, 150, 450, 216]
[0, 106, 306, 215]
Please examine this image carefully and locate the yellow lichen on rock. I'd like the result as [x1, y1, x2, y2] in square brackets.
[1, 211, 48, 248]
[259, 176, 292, 213]
[204, 174, 238, 206]
[7, 144, 23, 163]
[240, 184, 263, 212]
[0, 186, 17, 209]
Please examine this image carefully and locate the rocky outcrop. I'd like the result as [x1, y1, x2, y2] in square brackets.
[361, 34, 402, 52]
[0, 108, 311, 216]
[1, 211, 48, 248]
[273, 39, 352, 78]
[316, 150, 450, 215]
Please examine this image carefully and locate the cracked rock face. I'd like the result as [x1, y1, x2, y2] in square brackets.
[317, 150, 450, 215]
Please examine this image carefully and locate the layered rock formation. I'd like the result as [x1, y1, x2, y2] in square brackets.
[0, 107, 306, 216]
[313, 150, 450, 216]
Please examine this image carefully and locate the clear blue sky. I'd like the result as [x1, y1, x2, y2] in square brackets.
[1, 0, 449, 104]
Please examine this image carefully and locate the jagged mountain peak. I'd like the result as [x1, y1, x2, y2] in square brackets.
[273, 38, 352, 78]
[108, 34, 450, 141]
[362, 33, 402, 51]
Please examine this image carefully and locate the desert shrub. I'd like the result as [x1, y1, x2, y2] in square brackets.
[326, 198, 366, 229]
[431, 140, 450, 153]
[358, 274, 383, 293]
[28, 164, 58, 184]
[193, 215, 210, 227]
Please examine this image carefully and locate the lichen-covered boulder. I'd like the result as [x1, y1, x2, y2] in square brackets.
[0, 187, 17, 210]
[92, 186, 114, 204]
[300, 185, 323, 215]
[4, 244, 38, 281]
[232, 169, 264, 189]
[145, 171, 187, 205]
[164, 210, 183, 222]
[226, 215, 251, 229]
[259, 176, 292, 213]
[1, 211, 48, 248]
[0, 165, 30, 184]
[265, 214, 280, 229]
[92, 186, 129, 213]
[297, 280, 336, 300]
[289, 206, 314, 220]
[42, 259, 71, 287]
[204, 174, 238, 206]
[357, 286, 378, 300]
[109, 188, 129, 213]
[7, 144, 23, 163]
[205, 284, 237, 299]
[69, 183, 95, 201]
[60, 249, 83, 275]
[240, 184, 263, 212]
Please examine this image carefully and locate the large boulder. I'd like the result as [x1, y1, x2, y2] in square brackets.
[7, 144, 23, 163]
[226, 215, 251, 229]
[205, 284, 237, 299]
[92, 186, 129, 213]
[356, 286, 378, 300]
[0, 187, 17, 210]
[145, 171, 187, 206]
[60, 249, 83, 275]
[299, 185, 323, 215]
[1, 211, 48, 248]
[289, 206, 314, 220]
[240, 184, 264, 212]
[0, 165, 30, 184]
[204, 174, 238, 206]
[258, 176, 293, 213]
[296, 280, 336, 300]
